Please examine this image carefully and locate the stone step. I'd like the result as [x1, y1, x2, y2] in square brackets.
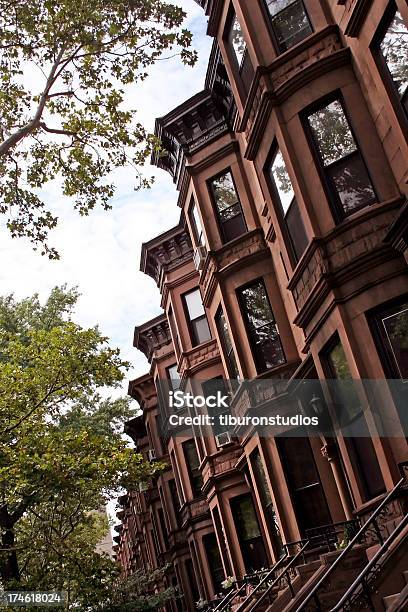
[383, 594, 399, 609]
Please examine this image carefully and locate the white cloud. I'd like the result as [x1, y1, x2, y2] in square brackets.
[0, 0, 212, 392]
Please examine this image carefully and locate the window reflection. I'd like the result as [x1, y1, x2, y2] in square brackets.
[228, 14, 247, 66]
[268, 148, 308, 261]
[306, 98, 375, 217]
[265, 0, 312, 53]
[238, 279, 286, 373]
[379, 10, 408, 113]
[210, 171, 246, 243]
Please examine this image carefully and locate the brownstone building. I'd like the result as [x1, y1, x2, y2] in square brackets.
[114, 1, 408, 610]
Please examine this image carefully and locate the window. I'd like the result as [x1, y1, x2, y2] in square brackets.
[238, 279, 286, 373]
[305, 97, 376, 219]
[167, 363, 181, 391]
[265, 0, 312, 53]
[230, 494, 268, 572]
[203, 533, 225, 593]
[324, 337, 385, 501]
[370, 299, 408, 381]
[209, 170, 246, 243]
[227, 11, 254, 95]
[189, 199, 204, 246]
[215, 307, 239, 379]
[183, 288, 211, 347]
[251, 448, 283, 556]
[183, 439, 203, 498]
[169, 479, 181, 528]
[202, 377, 231, 436]
[267, 147, 309, 262]
[375, 6, 408, 116]
[276, 436, 331, 535]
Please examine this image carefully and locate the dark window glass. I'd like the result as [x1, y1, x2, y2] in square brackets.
[251, 448, 283, 556]
[265, 0, 312, 53]
[378, 9, 408, 115]
[169, 479, 181, 528]
[183, 288, 211, 347]
[238, 279, 286, 373]
[202, 377, 231, 436]
[183, 439, 203, 498]
[213, 507, 232, 576]
[158, 507, 169, 549]
[230, 494, 268, 573]
[210, 171, 246, 243]
[276, 436, 331, 535]
[215, 307, 239, 379]
[268, 148, 309, 261]
[307, 99, 375, 218]
[203, 533, 225, 593]
[324, 339, 385, 501]
[190, 200, 204, 246]
[185, 558, 200, 603]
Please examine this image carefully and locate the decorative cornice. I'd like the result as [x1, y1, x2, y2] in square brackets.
[127, 372, 157, 407]
[140, 223, 194, 290]
[133, 314, 172, 363]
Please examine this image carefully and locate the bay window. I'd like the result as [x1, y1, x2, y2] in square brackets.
[209, 170, 246, 243]
[215, 306, 239, 379]
[375, 5, 408, 116]
[183, 439, 203, 497]
[264, 0, 312, 53]
[305, 96, 376, 220]
[183, 288, 211, 347]
[267, 147, 309, 262]
[238, 279, 286, 373]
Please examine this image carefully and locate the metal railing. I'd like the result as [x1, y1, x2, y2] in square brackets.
[235, 544, 308, 612]
[284, 520, 360, 557]
[295, 466, 407, 612]
[330, 512, 408, 611]
[212, 558, 288, 612]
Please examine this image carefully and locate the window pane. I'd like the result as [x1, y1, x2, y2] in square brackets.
[216, 309, 239, 379]
[192, 315, 211, 345]
[239, 280, 286, 372]
[221, 212, 246, 242]
[167, 364, 181, 391]
[185, 289, 205, 320]
[269, 149, 295, 214]
[229, 14, 246, 65]
[380, 11, 408, 101]
[267, 0, 312, 52]
[308, 100, 357, 165]
[381, 304, 408, 380]
[286, 198, 309, 260]
[211, 172, 239, 215]
[240, 281, 275, 329]
[328, 152, 375, 215]
[190, 202, 204, 245]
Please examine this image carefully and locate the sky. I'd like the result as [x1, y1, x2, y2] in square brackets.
[0, 0, 212, 396]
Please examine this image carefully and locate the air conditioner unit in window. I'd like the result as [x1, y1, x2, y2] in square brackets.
[147, 449, 156, 461]
[193, 245, 207, 271]
[215, 431, 232, 448]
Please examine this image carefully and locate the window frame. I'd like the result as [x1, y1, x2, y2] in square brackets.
[189, 197, 205, 247]
[265, 142, 309, 265]
[368, 294, 408, 382]
[301, 91, 377, 224]
[262, 0, 313, 55]
[237, 277, 286, 374]
[224, 6, 254, 98]
[166, 363, 181, 391]
[182, 439, 204, 498]
[208, 167, 247, 244]
[371, 2, 408, 128]
[215, 305, 240, 379]
[182, 288, 211, 348]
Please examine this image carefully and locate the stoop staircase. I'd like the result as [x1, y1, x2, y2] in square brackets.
[215, 462, 408, 612]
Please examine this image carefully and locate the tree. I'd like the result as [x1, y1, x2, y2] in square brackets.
[0, 0, 197, 258]
[0, 287, 166, 609]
